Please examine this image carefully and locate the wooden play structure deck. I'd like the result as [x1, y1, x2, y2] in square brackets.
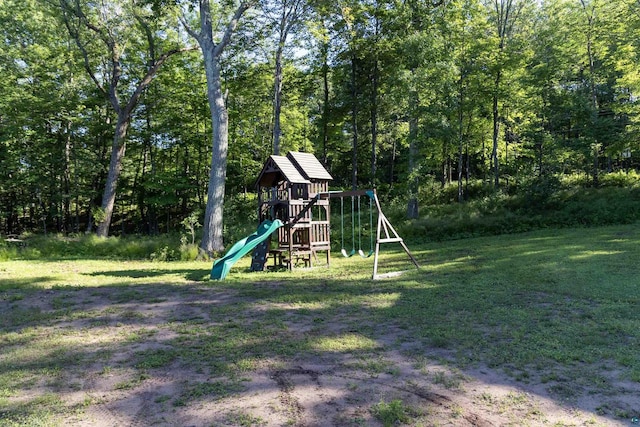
[253, 151, 332, 271]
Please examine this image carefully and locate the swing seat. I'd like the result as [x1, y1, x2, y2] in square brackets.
[341, 248, 355, 258]
[358, 249, 374, 258]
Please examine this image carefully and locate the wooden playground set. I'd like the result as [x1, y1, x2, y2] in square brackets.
[211, 151, 419, 280]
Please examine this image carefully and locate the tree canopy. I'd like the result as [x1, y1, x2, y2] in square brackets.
[1, 0, 639, 242]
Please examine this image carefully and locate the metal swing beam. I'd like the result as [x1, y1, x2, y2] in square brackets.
[320, 189, 420, 280]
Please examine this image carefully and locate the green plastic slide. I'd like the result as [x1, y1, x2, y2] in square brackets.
[210, 219, 283, 280]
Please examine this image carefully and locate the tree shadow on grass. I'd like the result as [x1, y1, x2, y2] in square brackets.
[1, 226, 640, 425]
[88, 269, 211, 282]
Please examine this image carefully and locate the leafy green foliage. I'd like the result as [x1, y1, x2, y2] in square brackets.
[394, 175, 640, 242]
[1, 0, 640, 243]
[1, 234, 187, 261]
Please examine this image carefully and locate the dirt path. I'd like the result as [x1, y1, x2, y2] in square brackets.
[74, 348, 627, 426]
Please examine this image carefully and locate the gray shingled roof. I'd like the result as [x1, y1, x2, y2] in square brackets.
[269, 155, 310, 184]
[287, 151, 333, 181]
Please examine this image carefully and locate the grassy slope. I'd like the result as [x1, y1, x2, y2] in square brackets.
[395, 174, 640, 242]
[0, 223, 639, 424]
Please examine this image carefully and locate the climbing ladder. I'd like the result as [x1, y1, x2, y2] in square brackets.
[250, 239, 271, 271]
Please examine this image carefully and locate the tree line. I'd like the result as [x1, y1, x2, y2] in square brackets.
[0, 0, 638, 253]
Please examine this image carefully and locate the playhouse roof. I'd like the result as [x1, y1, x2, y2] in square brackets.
[255, 155, 309, 187]
[255, 152, 332, 188]
[286, 152, 333, 181]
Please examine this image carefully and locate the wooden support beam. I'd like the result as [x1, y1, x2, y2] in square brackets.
[288, 195, 320, 228]
[319, 189, 374, 199]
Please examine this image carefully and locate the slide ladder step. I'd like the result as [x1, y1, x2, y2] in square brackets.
[250, 240, 270, 271]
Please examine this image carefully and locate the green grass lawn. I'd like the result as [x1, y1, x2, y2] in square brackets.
[1, 223, 639, 425]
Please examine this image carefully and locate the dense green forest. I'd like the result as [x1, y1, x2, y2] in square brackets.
[1, 0, 639, 249]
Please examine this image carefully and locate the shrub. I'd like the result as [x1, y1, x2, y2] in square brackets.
[371, 399, 411, 427]
[1, 233, 185, 261]
[150, 245, 180, 262]
[599, 170, 640, 188]
[397, 172, 640, 243]
[518, 173, 562, 211]
[0, 244, 17, 261]
[179, 242, 200, 261]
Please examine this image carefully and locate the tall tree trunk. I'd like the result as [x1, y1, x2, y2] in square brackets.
[201, 53, 228, 254]
[60, 0, 189, 237]
[97, 114, 128, 237]
[538, 100, 547, 177]
[441, 142, 449, 188]
[481, 132, 487, 182]
[370, 57, 378, 188]
[321, 39, 330, 164]
[370, 10, 380, 188]
[87, 109, 110, 234]
[270, 0, 305, 155]
[389, 138, 396, 187]
[351, 54, 358, 190]
[457, 77, 464, 203]
[187, 0, 251, 255]
[465, 139, 470, 193]
[489, 0, 523, 189]
[491, 72, 501, 189]
[580, 0, 600, 187]
[63, 120, 72, 233]
[272, 39, 284, 155]
[407, 85, 419, 219]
